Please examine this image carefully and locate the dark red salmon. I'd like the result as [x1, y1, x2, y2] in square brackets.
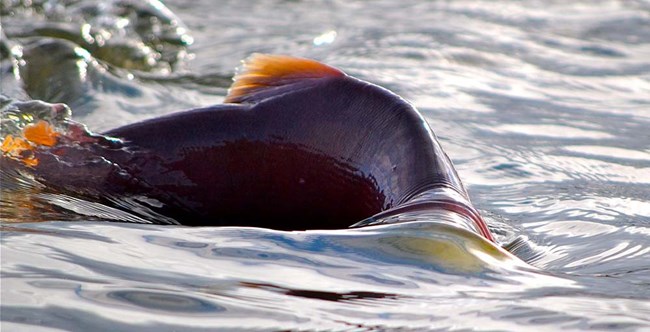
[2, 55, 494, 241]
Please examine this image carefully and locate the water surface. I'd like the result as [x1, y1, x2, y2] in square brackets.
[1, 0, 650, 331]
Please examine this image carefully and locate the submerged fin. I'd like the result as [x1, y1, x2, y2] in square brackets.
[1, 135, 38, 166]
[224, 54, 344, 104]
[23, 120, 60, 146]
[1, 120, 61, 167]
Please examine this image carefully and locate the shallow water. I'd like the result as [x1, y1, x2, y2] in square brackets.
[2, 0, 650, 331]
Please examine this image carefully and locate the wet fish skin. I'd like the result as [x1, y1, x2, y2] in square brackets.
[2, 55, 493, 241]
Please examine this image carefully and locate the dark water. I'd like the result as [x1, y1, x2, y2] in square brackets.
[2, 0, 650, 331]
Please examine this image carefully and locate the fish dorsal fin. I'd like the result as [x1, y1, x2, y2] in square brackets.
[224, 54, 345, 103]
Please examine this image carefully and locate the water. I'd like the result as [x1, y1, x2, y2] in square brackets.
[2, 0, 650, 330]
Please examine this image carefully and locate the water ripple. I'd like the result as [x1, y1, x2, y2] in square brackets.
[2, 0, 650, 330]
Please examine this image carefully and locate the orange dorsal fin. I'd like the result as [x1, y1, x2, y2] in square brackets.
[224, 54, 345, 104]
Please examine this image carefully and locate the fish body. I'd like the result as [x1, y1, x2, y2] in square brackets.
[1, 55, 494, 241]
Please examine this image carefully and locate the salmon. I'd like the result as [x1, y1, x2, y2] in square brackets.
[2, 54, 494, 241]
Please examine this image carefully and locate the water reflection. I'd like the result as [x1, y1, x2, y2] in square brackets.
[481, 124, 614, 139]
[94, 289, 226, 313]
[3, 209, 648, 329]
[241, 282, 399, 303]
[2, 222, 587, 330]
[563, 145, 650, 162]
